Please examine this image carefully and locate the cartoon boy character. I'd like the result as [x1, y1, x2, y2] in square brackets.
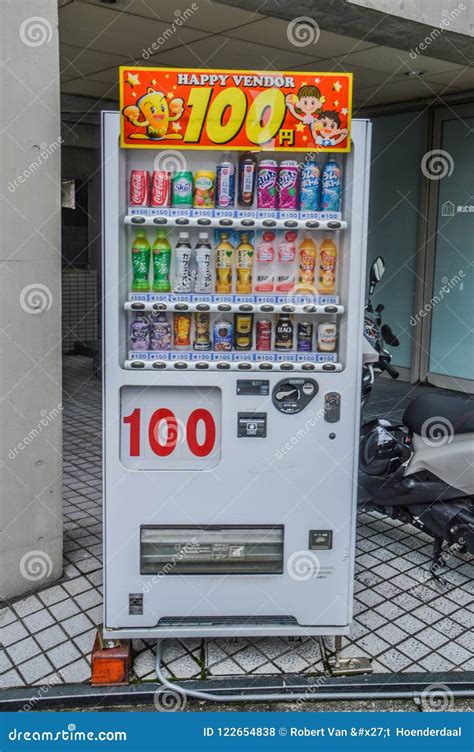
[285, 85, 323, 126]
[122, 87, 184, 140]
[311, 111, 348, 146]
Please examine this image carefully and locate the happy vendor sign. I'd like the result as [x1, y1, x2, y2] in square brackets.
[119, 67, 352, 152]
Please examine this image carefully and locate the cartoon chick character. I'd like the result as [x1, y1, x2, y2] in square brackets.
[311, 111, 348, 146]
[122, 87, 184, 140]
[285, 85, 323, 126]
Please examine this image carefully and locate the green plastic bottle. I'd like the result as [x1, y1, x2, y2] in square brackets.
[131, 229, 151, 292]
[152, 230, 172, 293]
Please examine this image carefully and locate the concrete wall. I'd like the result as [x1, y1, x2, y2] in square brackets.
[0, 0, 63, 600]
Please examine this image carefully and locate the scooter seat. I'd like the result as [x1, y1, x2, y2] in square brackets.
[403, 394, 474, 437]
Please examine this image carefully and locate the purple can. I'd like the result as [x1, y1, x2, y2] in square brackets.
[278, 160, 299, 210]
[257, 160, 278, 209]
[216, 161, 235, 208]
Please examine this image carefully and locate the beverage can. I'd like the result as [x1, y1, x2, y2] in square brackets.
[278, 160, 299, 210]
[150, 311, 171, 351]
[172, 171, 193, 206]
[173, 313, 192, 348]
[317, 322, 337, 352]
[216, 162, 235, 208]
[213, 319, 233, 351]
[193, 312, 211, 351]
[234, 314, 253, 350]
[275, 314, 293, 350]
[129, 170, 149, 207]
[238, 155, 256, 207]
[173, 232, 193, 293]
[256, 320, 272, 351]
[257, 160, 278, 209]
[130, 313, 150, 350]
[151, 171, 171, 207]
[193, 170, 215, 208]
[300, 161, 320, 211]
[321, 159, 342, 212]
[297, 321, 313, 352]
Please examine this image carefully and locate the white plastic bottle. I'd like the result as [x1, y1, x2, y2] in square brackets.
[193, 232, 213, 294]
[173, 232, 193, 293]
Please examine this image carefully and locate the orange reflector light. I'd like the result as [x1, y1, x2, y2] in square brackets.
[91, 632, 132, 685]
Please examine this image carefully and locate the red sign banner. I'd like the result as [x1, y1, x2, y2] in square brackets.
[119, 66, 352, 152]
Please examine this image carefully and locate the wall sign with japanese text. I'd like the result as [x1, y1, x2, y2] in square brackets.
[119, 66, 352, 152]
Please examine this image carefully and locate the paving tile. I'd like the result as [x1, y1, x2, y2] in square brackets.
[23, 610, 54, 633]
[18, 654, 53, 684]
[397, 638, 432, 661]
[35, 625, 68, 651]
[433, 617, 466, 640]
[377, 649, 413, 672]
[74, 589, 102, 611]
[0, 669, 25, 688]
[5, 636, 42, 666]
[49, 599, 80, 621]
[56, 658, 91, 683]
[12, 596, 44, 618]
[0, 649, 13, 673]
[62, 576, 93, 596]
[48, 641, 82, 670]
[60, 613, 94, 638]
[436, 642, 471, 666]
[38, 586, 70, 607]
[1, 620, 29, 647]
[72, 628, 97, 656]
[0, 607, 17, 628]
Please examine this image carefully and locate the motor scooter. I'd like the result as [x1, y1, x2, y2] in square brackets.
[359, 257, 474, 577]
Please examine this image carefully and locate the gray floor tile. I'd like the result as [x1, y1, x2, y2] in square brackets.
[12, 596, 43, 618]
[35, 625, 68, 651]
[5, 637, 41, 666]
[18, 654, 52, 684]
[48, 641, 82, 670]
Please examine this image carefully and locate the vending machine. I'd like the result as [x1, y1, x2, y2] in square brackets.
[102, 67, 371, 640]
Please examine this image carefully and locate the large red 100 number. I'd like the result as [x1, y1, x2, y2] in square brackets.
[123, 408, 216, 458]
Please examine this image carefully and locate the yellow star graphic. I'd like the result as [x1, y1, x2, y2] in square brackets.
[172, 122, 182, 132]
[295, 122, 305, 132]
[167, 91, 174, 99]
[302, 135, 308, 141]
[333, 81, 342, 93]
[131, 91, 137, 98]
[165, 74, 170, 78]
[334, 99, 339, 107]
[151, 79, 157, 86]
[126, 72, 141, 88]
[301, 81, 307, 86]
[320, 95, 326, 105]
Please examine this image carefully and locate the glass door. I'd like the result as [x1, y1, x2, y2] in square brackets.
[420, 104, 474, 392]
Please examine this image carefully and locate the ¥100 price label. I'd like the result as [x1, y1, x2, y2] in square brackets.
[119, 66, 352, 152]
[120, 385, 221, 470]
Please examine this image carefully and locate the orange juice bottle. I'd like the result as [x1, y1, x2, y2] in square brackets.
[318, 235, 337, 294]
[298, 236, 317, 293]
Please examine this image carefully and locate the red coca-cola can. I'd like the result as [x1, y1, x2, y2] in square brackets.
[129, 170, 149, 206]
[151, 170, 171, 207]
[256, 320, 272, 351]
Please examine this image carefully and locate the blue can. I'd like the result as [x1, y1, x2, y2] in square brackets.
[216, 162, 235, 208]
[321, 158, 342, 212]
[300, 161, 320, 211]
[213, 319, 233, 351]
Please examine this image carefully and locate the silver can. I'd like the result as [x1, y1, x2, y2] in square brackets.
[317, 322, 337, 352]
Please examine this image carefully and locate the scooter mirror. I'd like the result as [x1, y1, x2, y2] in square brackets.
[370, 256, 386, 285]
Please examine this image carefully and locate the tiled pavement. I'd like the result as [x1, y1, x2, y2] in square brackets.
[0, 356, 472, 688]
